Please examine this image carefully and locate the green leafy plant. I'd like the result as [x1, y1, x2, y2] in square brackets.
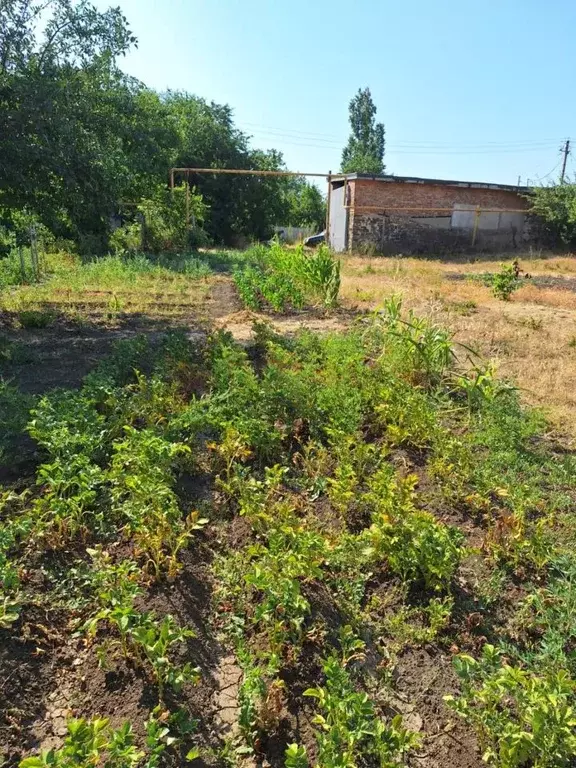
[233, 240, 340, 312]
[295, 244, 341, 307]
[18, 308, 55, 328]
[303, 628, 418, 767]
[136, 184, 209, 254]
[366, 510, 465, 590]
[108, 427, 199, 576]
[284, 743, 309, 768]
[446, 644, 576, 768]
[491, 262, 520, 301]
[85, 607, 199, 699]
[19, 718, 143, 768]
[0, 379, 33, 465]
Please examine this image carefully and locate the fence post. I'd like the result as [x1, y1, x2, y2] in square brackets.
[326, 171, 332, 247]
[18, 245, 26, 282]
[29, 226, 40, 281]
[471, 206, 481, 246]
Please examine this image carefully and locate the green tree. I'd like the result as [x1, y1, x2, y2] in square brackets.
[341, 87, 385, 175]
[0, 1, 152, 251]
[285, 178, 326, 230]
[166, 93, 290, 243]
[529, 181, 576, 248]
[0, 0, 135, 73]
[0, 1, 300, 250]
[0, 61, 179, 251]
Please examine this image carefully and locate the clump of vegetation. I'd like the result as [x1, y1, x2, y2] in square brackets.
[447, 644, 576, 768]
[303, 628, 419, 766]
[530, 181, 576, 248]
[111, 185, 210, 256]
[490, 261, 521, 301]
[233, 240, 340, 312]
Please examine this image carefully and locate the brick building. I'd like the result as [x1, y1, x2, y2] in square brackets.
[328, 173, 530, 253]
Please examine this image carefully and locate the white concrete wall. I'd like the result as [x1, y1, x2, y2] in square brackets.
[451, 203, 525, 232]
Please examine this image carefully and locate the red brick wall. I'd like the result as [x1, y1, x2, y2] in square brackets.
[351, 179, 528, 215]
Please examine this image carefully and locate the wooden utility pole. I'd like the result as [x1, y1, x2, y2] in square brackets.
[560, 139, 571, 183]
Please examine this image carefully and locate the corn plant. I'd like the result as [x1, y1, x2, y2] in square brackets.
[296, 244, 341, 307]
[233, 241, 340, 312]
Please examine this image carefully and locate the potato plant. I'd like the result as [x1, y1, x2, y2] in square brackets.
[4, 303, 576, 768]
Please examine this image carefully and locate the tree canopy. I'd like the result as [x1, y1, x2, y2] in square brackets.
[0, 0, 323, 252]
[341, 87, 385, 175]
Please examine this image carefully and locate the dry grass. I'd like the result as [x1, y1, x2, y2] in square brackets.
[340, 253, 576, 435]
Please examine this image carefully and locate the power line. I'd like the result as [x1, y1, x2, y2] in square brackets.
[239, 122, 563, 150]
[247, 132, 560, 151]
[245, 134, 562, 155]
[534, 160, 562, 184]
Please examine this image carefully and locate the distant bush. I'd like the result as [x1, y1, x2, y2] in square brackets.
[110, 185, 210, 256]
[530, 182, 576, 248]
[139, 185, 210, 254]
[109, 222, 142, 256]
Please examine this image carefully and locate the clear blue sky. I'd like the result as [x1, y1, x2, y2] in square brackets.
[96, 0, 576, 186]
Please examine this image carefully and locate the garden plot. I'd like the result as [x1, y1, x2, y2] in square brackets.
[1, 288, 576, 768]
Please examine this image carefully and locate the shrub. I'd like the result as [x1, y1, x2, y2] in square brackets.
[109, 221, 142, 256]
[138, 184, 209, 254]
[18, 308, 55, 328]
[447, 644, 576, 768]
[530, 182, 576, 248]
[491, 262, 520, 301]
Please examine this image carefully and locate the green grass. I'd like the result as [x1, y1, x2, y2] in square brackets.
[0, 250, 216, 325]
[3, 301, 576, 767]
